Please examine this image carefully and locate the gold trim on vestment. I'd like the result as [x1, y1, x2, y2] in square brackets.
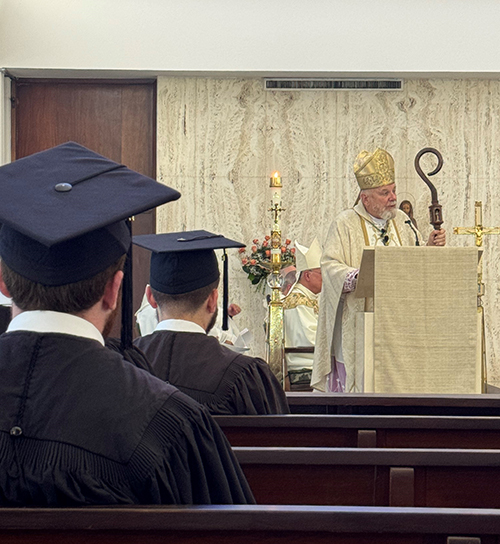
[360, 216, 370, 245]
[283, 291, 319, 314]
[393, 220, 402, 245]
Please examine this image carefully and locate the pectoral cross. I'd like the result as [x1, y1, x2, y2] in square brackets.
[453, 201, 500, 247]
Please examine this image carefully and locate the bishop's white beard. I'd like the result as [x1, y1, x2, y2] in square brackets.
[380, 207, 397, 221]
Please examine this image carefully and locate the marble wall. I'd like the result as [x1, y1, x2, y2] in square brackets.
[156, 77, 500, 386]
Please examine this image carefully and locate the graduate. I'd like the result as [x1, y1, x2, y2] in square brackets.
[0, 143, 254, 506]
[133, 230, 289, 415]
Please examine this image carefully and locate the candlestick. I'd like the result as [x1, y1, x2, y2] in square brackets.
[267, 171, 285, 386]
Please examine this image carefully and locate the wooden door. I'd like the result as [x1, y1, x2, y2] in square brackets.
[12, 78, 157, 337]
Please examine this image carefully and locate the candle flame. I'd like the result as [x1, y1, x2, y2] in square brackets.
[269, 170, 282, 188]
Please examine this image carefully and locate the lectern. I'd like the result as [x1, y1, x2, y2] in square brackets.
[355, 247, 481, 394]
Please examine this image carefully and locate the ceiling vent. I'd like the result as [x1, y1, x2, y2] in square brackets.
[264, 79, 403, 91]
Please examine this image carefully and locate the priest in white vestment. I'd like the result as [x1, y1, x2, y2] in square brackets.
[311, 148, 446, 393]
[283, 238, 322, 388]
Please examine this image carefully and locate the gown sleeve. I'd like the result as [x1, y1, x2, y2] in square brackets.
[140, 389, 256, 504]
[203, 356, 290, 416]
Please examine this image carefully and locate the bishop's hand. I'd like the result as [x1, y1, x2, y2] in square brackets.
[427, 229, 446, 246]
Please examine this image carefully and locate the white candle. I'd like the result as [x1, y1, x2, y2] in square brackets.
[270, 171, 282, 229]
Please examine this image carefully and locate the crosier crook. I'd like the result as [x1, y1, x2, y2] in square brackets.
[414, 147, 444, 230]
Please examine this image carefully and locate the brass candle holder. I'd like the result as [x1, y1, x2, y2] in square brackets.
[267, 171, 285, 384]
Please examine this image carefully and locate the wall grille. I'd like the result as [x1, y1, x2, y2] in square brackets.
[264, 79, 403, 91]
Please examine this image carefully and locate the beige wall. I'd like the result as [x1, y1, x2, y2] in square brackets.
[3, 0, 500, 75]
[157, 77, 500, 385]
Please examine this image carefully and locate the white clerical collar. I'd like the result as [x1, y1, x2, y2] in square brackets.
[368, 213, 387, 228]
[155, 318, 206, 335]
[6, 310, 105, 346]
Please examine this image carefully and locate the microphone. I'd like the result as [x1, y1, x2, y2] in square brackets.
[405, 220, 420, 246]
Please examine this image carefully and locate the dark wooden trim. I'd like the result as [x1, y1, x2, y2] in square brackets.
[232, 446, 500, 466]
[9, 78, 16, 161]
[286, 392, 500, 415]
[15, 78, 157, 86]
[286, 393, 500, 407]
[233, 446, 500, 508]
[215, 414, 500, 449]
[284, 347, 315, 353]
[214, 414, 500, 429]
[2, 505, 500, 534]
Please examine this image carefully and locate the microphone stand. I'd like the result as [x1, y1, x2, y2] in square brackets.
[405, 220, 420, 246]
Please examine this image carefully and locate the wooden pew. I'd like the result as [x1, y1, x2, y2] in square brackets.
[215, 414, 500, 449]
[233, 446, 500, 508]
[1, 505, 500, 543]
[287, 392, 500, 416]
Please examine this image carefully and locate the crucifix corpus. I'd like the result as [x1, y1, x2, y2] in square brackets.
[454, 201, 500, 248]
[454, 201, 500, 391]
[453, 200, 500, 297]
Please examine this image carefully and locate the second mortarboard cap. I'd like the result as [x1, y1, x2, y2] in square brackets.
[133, 230, 245, 330]
[0, 142, 181, 285]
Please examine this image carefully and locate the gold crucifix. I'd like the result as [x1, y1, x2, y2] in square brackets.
[268, 202, 285, 227]
[453, 200, 500, 296]
[453, 201, 500, 247]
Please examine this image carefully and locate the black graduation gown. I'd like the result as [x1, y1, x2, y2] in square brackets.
[0, 306, 10, 335]
[134, 331, 290, 415]
[0, 331, 254, 506]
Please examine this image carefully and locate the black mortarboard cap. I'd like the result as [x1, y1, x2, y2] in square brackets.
[0, 142, 180, 284]
[0, 142, 181, 347]
[133, 230, 245, 330]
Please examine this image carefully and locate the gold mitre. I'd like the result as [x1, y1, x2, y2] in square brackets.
[353, 148, 395, 190]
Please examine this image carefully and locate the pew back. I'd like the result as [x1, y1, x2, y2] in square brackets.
[287, 392, 500, 415]
[215, 414, 500, 448]
[233, 446, 500, 509]
[0, 505, 498, 544]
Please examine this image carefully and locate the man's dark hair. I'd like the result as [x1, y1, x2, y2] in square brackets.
[1, 255, 126, 314]
[151, 278, 219, 315]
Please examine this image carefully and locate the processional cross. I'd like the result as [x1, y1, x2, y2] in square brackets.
[453, 200, 500, 389]
[453, 201, 500, 297]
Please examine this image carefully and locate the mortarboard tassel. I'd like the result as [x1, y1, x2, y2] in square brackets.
[121, 218, 133, 349]
[222, 249, 229, 331]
